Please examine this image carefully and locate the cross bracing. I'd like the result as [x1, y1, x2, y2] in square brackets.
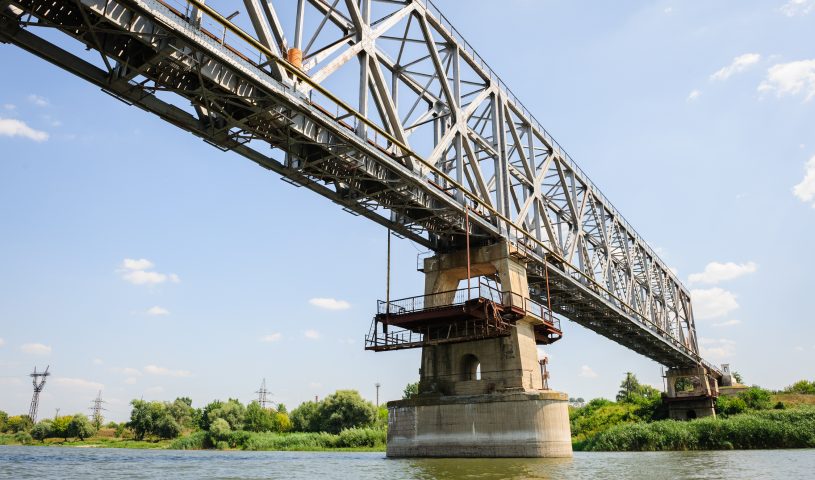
[0, 0, 717, 374]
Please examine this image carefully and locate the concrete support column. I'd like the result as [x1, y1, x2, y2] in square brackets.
[389, 241, 573, 458]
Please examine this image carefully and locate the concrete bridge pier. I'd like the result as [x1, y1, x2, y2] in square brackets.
[386, 243, 573, 457]
[664, 366, 718, 420]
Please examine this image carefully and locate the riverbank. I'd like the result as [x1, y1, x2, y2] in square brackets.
[0, 428, 386, 452]
[575, 407, 815, 451]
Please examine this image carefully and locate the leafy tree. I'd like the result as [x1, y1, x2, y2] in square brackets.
[376, 405, 388, 428]
[127, 400, 155, 440]
[275, 412, 292, 432]
[739, 387, 772, 411]
[167, 397, 196, 429]
[784, 380, 815, 395]
[199, 400, 223, 431]
[290, 401, 321, 432]
[316, 390, 377, 434]
[402, 382, 419, 400]
[206, 399, 245, 431]
[51, 416, 73, 441]
[153, 415, 182, 440]
[244, 401, 274, 432]
[30, 420, 53, 441]
[716, 395, 747, 416]
[4, 415, 32, 433]
[0, 411, 8, 431]
[616, 373, 661, 404]
[68, 414, 96, 440]
[732, 371, 744, 384]
[209, 418, 231, 442]
[616, 372, 639, 402]
[127, 399, 181, 440]
[276, 403, 287, 414]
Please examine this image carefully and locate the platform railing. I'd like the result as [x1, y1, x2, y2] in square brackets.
[376, 281, 560, 332]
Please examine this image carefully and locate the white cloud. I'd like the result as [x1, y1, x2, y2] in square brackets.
[304, 329, 321, 340]
[699, 338, 736, 359]
[27, 94, 49, 107]
[121, 367, 142, 377]
[0, 117, 49, 142]
[758, 59, 815, 101]
[144, 364, 191, 377]
[579, 365, 598, 378]
[0, 378, 21, 386]
[664, 6, 673, 14]
[92, 358, 103, 365]
[794, 346, 805, 351]
[308, 382, 322, 388]
[0, 338, 5, 347]
[793, 156, 815, 207]
[145, 386, 164, 395]
[124, 377, 138, 385]
[687, 89, 701, 101]
[20, 343, 51, 355]
[713, 319, 741, 328]
[55, 377, 103, 390]
[2, 104, 15, 111]
[146, 306, 170, 316]
[688, 261, 758, 285]
[122, 258, 154, 270]
[781, 0, 815, 16]
[711, 53, 761, 81]
[309, 298, 351, 310]
[119, 258, 180, 286]
[260, 333, 282, 342]
[691, 288, 739, 319]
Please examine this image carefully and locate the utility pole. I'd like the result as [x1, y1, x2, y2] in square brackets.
[29, 366, 50, 423]
[89, 390, 106, 428]
[375, 382, 381, 408]
[255, 378, 272, 409]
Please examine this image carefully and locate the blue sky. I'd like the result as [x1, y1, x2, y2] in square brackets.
[1, 0, 814, 421]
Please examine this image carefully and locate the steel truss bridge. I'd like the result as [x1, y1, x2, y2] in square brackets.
[0, 0, 718, 375]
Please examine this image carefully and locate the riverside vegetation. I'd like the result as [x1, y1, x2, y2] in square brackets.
[571, 375, 815, 451]
[2, 379, 814, 452]
[1, 389, 388, 451]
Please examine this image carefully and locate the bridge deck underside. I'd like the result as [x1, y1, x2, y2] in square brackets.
[532, 266, 698, 368]
[0, 0, 714, 374]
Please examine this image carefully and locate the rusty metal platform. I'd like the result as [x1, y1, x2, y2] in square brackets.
[365, 283, 562, 351]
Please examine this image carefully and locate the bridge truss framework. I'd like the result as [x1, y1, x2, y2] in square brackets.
[0, 0, 716, 373]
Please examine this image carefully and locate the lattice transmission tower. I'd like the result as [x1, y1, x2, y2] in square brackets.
[89, 390, 107, 428]
[256, 378, 272, 409]
[29, 366, 50, 423]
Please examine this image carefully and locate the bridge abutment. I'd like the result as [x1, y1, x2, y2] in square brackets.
[386, 243, 572, 458]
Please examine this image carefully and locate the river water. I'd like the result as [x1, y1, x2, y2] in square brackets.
[1, 446, 814, 479]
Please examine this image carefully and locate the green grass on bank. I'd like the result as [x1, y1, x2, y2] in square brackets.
[576, 407, 815, 451]
[169, 428, 386, 451]
[0, 428, 386, 452]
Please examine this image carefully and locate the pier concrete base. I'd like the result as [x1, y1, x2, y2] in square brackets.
[386, 391, 572, 457]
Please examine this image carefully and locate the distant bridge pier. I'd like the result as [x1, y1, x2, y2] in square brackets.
[663, 366, 720, 420]
[373, 242, 572, 457]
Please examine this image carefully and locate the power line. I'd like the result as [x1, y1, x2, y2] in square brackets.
[29, 366, 50, 423]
